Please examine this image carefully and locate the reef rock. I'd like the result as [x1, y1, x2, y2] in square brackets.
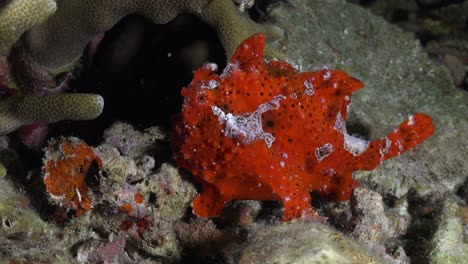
[239, 222, 376, 264]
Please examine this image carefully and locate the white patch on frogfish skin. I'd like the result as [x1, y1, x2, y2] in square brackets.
[334, 112, 369, 156]
[334, 112, 346, 133]
[211, 95, 286, 148]
[397, 139, 404, 155]
[220, 62, 240, 78]
[322, 66, 332, 80]
[205, 63, 218, 72]
[344, 134, 369, 156]
[408, 115, 414, 126]
[380, 137, 392, 160]
[201, 79, 219, 89]
[304, 80, 315, 96]
[315, 143, 334, 162]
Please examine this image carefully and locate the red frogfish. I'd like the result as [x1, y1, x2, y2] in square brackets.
[173, 33, 435, 221]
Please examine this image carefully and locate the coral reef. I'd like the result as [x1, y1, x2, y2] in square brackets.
[350, 188, 407, 244]
[173, 33, 434, 221]
[0, 0, 283, 176]
[0, 162, 5, 178]
[38, 123, 197, 261]
[0, 0, 283, 149]
[94, 126, 196, 260]
[0, 0, 466, 263]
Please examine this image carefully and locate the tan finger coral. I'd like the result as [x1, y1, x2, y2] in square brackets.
[19, 0, 282, 70]
[0, 0, 57, 56]
[0, 93, 104, 135]
[202, 0, 284, 59]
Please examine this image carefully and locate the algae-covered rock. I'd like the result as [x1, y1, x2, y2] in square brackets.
[429, 197, 468, 264]
[86, 123, 196, 261]
[102, 121, 166, 158]
[76, 234, 127, 264]
[0, 178, 74, 262]
[133, 162, 197, 259]
[349, 187, 410, 263]
[270, 0, 468, 198]
[22, 122, 196, 262]
[239, 221, 376, 264]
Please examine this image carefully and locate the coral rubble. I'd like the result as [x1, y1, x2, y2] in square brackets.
[39, 123, 197, 261]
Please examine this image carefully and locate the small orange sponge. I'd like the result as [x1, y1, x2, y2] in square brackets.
[43, 137, 102, 216]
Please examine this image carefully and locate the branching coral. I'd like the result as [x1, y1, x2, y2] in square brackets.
[0, 0, 57, 56]
[17, 0, 283, 70]
[0, 93, 103, 135]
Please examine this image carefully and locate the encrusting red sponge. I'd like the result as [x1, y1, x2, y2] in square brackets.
[43, 137, 102, 216]
[173, 33, 435, 221]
